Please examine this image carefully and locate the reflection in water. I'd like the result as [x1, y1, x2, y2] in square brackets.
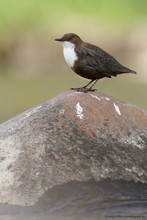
[0, 179, 147, 220]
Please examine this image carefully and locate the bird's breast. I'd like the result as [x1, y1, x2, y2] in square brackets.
[62, 42, 78, 68]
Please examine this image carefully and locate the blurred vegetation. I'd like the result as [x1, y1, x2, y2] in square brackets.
[0, 0, 147, 123]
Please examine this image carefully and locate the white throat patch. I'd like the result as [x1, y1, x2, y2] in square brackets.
[62, 41, 78, 68]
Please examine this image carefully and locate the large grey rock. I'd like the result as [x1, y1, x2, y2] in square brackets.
[0, 91, 147, 207]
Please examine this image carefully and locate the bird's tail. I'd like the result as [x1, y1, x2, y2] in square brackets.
[119, 66, 137, 75]
[127, 68, 137, 74]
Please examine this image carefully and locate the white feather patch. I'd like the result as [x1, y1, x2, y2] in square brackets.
[62, 41, 78, 67]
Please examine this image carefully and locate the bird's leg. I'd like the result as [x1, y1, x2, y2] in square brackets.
[85, 79, 99, 92]
[72, 79, 98, 92]
[82, 79, 95, 89]
[71, 80, 95, 92]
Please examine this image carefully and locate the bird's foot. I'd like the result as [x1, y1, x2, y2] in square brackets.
[71, 87, 96, 93]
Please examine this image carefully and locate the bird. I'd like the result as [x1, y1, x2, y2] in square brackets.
[55, 33, 136, 92]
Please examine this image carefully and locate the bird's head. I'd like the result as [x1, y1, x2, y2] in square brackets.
[55, 33, 82, 45]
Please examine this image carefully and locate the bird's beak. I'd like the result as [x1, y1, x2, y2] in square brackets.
[54, 38, 62, 42]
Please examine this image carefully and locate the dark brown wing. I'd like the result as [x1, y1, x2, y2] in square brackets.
[75, 43, 136, 77]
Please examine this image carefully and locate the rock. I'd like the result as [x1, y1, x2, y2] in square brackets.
[0, 91, 147, 207]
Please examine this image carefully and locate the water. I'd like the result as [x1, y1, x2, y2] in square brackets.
[0, 180, 147, 220]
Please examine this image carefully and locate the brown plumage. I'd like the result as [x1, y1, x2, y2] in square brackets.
[55, 33, 136, 92]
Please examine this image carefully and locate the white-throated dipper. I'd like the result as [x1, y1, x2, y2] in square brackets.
[55, 33, 136, 92]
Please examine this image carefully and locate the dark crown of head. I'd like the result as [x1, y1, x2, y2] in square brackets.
[61, 33, 82, 43]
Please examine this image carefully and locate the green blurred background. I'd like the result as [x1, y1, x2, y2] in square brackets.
[0, 0, 147, 123]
